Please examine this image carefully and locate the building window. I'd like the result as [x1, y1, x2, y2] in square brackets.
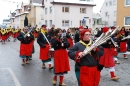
[106, 2, 108, 6]
[124, 17, 130, 26]
[50, 20, 52, 27]
[105, 12, 108, 17]
[114, 11, 116, 17]
[125, 0, 130, 6]
[109, 1, 112, 6]
[45, 20, 47, 26]
[62, 20, 69, 26]
[113, 0, 116, 5]
[62, 7, 69, 12]
[80, 8, 86, 13]
[45, 8, 47, 14]
[50, 6, 52, 13]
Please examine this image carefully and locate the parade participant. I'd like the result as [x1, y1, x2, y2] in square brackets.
[119, 30, 128, 59]
[68, 29, 104, 86]
[1, 29, 6, 44]
[17, 27, 34, 65]
[51, 28, 70, 86]
[111, 26, 120, 64]
[37, 25, 53, 69]
[74, 26, 83, 43]
[29, 30, 35, 60]
[12, 28, 19, 42]
[35, 28, 40, 38]
[66, 28, 73, 49]
[99, 27, 119, 81]
[48, 24, 56, 41]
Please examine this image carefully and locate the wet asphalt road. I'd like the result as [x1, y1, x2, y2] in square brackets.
[0, 38, 130, 86]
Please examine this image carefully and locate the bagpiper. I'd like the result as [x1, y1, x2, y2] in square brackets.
[17, 27, 34, 65]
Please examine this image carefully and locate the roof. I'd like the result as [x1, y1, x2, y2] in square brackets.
[51, 0, 96, 6]
[33, 0, 42, 4]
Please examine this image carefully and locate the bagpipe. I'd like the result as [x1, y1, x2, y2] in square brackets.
[78, 26, 120, 58]
[24, 28, 33, 38]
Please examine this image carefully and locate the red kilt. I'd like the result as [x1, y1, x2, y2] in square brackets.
[1, 35, 6, 41]
[13, 32, 19, 38]
[40, 44, 50, 60]
[20, 43, 32, 56]
[111, 48, 118, 56]
[120, 41, 127, 52]
[80, 66, 100, 86]
[54, 49, 70, 73]
[30, 41, 34, 54]
[67, 38, 73, 49]
[99, 48, 115, 67]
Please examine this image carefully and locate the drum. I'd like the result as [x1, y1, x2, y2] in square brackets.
[49, 48, 54, 58]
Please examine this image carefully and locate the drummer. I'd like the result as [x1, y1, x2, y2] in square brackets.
[37, 25, 53, 70]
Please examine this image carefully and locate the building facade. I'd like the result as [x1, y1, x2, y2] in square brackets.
[10, 0, 43, 29]
[2, 19, 10, 28]
[100, 0, 117, 27]
[43, 0, 95, 30]
[117, 0, 130, 29]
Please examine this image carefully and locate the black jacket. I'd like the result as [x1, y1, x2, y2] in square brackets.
[37, 32, 49, 48]
[17, 32, 34, 44]
[68, 41, 104, 70]
[51, 36, 70, 50]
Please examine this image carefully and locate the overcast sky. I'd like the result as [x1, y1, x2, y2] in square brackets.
[0, 0, 105, 24]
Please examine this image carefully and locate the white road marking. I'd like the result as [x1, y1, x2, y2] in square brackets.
[1, 68, 21, 86]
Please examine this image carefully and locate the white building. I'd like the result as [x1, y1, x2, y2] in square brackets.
[43, 0, 95, 30]
[2, 19, 10, 28]
[100, 0, 117, 27]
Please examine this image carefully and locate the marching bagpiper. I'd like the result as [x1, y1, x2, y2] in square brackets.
[99, 27, 119, 81]
[17, 27, 34, 65]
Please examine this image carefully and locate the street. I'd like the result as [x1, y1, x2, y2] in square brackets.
[0, 38, 130, 86]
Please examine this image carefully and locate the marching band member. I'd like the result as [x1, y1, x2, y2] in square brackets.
[1, 29, 6, 44]
[68, 29, 104, 86]
[29, 30, 35, 60]
[99, 27, 119, 81]
[66, 28, 73, 49]
[119, 30, 128, 59]
[111, 26, 120, 64]
[37, 25, 53, 69]
[35, 28, 40, 38]
[51, 28, 70, 86]
[17, 27, 34, 65]
[12, 28, 19, 42]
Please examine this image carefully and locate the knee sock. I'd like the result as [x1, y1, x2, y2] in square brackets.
[53, 75, 57, 80]
[109, 67, 116, 78]
[60, 75, 64, 84]
[124, 54, 126, 57]
[48, 62, 52, 67]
